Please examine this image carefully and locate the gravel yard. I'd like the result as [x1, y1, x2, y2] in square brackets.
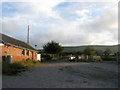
[2, 62, 118, 88]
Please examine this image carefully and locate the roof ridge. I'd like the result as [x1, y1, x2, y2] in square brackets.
[1, 33, 37, 51]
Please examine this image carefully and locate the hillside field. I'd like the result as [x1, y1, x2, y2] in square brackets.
[63, 45, 119, 54]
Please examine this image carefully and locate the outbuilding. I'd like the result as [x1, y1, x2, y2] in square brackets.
[0, 33, 38, 63]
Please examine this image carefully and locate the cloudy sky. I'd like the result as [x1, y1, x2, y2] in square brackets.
[1, 0, 118, 49]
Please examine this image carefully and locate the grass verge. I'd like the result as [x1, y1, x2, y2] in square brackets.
[2, 60, 41, 75]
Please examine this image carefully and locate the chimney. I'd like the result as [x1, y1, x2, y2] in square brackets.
[27, 25, 29, 44]
[35, 45, 37, 49]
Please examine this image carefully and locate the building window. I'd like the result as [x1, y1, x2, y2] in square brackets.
[31, 51, 33, 60]
[26, 50, 29, 56]
[22, 49, 25, 55]
[2, 56, 6, 61]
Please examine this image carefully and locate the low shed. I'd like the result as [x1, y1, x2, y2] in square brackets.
[0, 33, 38, 63]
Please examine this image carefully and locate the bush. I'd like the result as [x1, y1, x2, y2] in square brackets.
[102, 56, 116, 61]
[2, 61, 25, 75]
[2, 60, 40, 75]
[10, 62, 25, 69]
[93, 56, 103, 62]
[26, 58, 30, 62]
[42, 54, 52, 61]
[32, 60, 37, 64]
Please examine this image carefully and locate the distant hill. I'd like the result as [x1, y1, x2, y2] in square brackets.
[63, 45, 119, 54]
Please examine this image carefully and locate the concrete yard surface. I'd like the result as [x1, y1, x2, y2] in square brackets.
[2, 62, 118, 88]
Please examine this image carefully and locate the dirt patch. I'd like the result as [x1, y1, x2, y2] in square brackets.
[3, 62, 118, 88]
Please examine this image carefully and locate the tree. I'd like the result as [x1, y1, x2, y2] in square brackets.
[43, 41, 63, 55]
[76, 51, 82, 55]
[83, 46, 96, 56]
[83, 46, 96, 61]
[96, 50, 104, 56]
[104, 48, 112, 56]
[38, 50, 44, 54]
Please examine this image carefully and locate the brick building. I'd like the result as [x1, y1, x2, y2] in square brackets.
[0, 33, 38, 63]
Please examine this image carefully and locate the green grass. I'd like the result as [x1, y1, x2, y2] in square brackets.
[2, 60, 41, 75]
[63, 45, 119, 54]
[2, 61, 25, 75]
[101, 56, 116, 61]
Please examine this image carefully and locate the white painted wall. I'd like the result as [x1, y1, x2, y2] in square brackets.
[37, 54, 41, 62]
[0, 43, 4, 46]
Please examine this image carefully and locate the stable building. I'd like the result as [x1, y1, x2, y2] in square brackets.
[0, 33, 38, 63]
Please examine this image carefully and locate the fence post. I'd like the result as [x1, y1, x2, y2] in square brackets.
[116, 52, 119, 64]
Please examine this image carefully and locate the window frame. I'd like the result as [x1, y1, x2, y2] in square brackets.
[26, 50, 29, 56]
[22, 49, 25, 55]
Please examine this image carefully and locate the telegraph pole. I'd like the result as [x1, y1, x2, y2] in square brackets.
[27, 25, 29, 44]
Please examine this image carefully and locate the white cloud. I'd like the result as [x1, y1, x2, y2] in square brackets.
[24, 0, 65, 19]
[2, 0, 119, 2]
[2, 2, 118, 48]
[76, 9, 89, 17]
[78, 8, 118, 33]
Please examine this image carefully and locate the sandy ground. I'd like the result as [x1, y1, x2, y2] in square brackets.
[2, 62, 118, 88]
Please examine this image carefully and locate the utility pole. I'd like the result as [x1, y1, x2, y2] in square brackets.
[27, 25, 29, 44]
